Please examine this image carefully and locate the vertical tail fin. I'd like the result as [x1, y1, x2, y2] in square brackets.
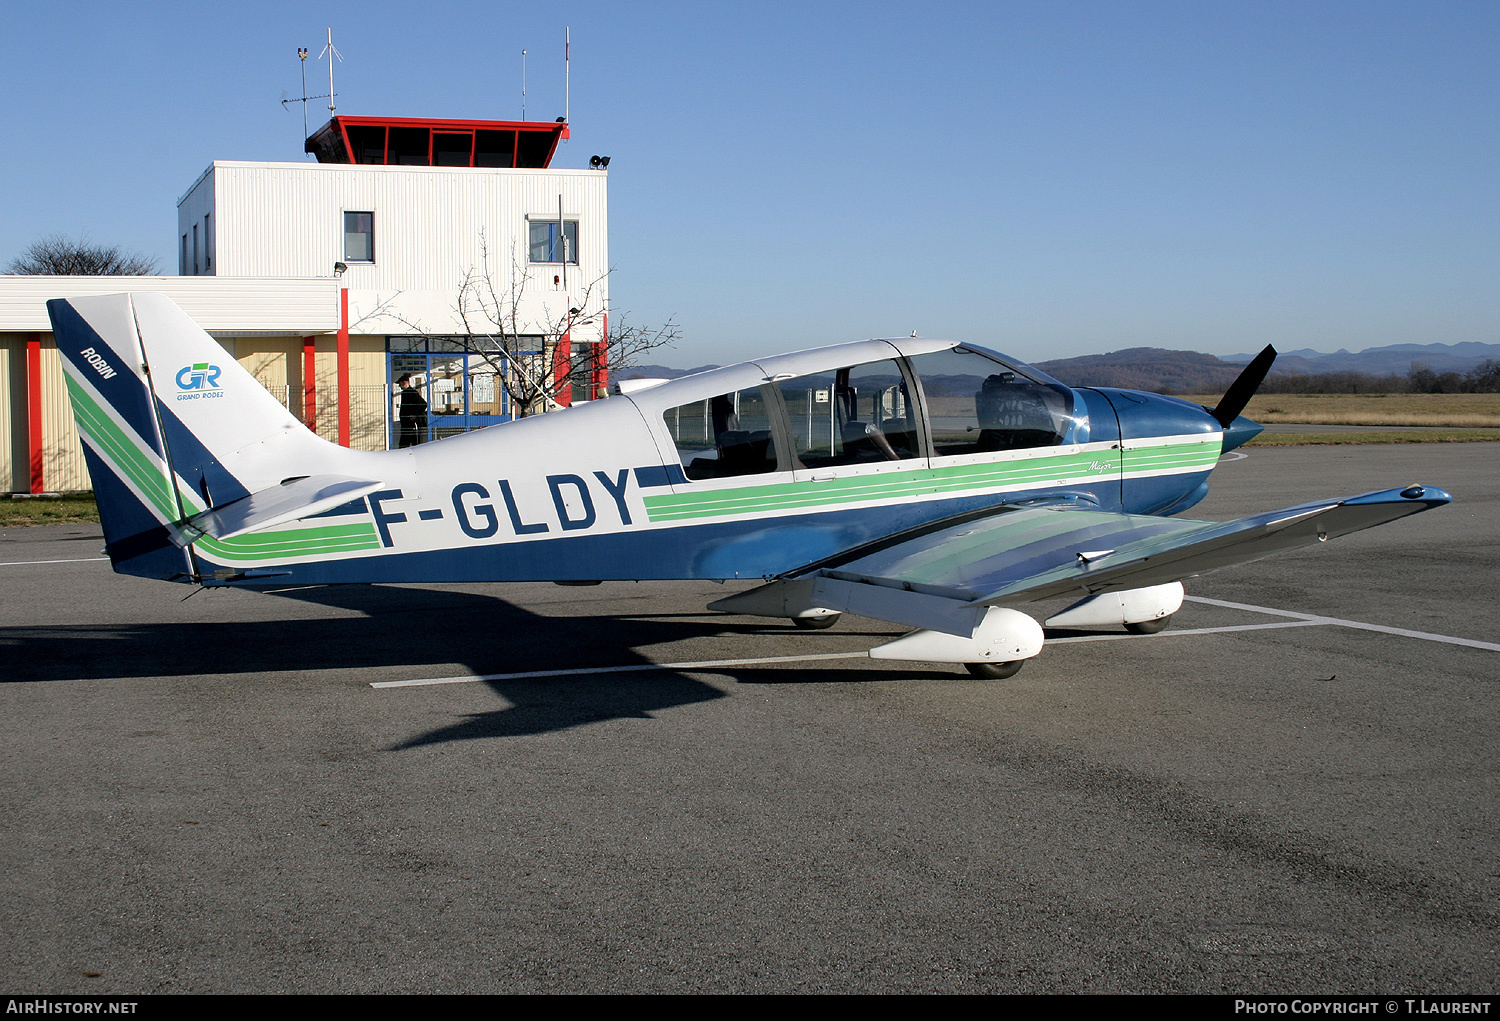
[49, 294, 194, 579]
[49, 292, 356, 580]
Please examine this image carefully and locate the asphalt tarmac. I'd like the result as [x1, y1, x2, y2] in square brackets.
[1, 443, 1496, 994]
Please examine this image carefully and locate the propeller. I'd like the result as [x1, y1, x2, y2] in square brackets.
[1210, 344, 1277, 427]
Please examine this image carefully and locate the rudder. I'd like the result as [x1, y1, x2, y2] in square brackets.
[48, 292, 356, 580]
[48, 295, 194, 579]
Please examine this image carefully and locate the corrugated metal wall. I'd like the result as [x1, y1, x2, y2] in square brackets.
[1, 331, 390, 493]
[0, 335, 92, 493]
[213, 162, 608, 287]
[0, 336, 25, 492]
[210, 162, 609, 337]
[177, 166, 213, 275]
[208, 334, 387, 453]
[38, 338, 89, 491]
[0, 277, 339, 333]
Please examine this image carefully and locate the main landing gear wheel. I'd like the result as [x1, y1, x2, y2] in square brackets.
[965, 660, 1025, 680]
[791, 613, 841, 630]
[1124, 614, 1173, 635]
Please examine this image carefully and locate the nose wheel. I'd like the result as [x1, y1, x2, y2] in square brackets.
[965, 660, 1025, 679]
[1124, 614, 1173, 635]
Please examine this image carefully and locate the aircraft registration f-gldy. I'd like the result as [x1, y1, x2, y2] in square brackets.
[50, 293, 1449, 677]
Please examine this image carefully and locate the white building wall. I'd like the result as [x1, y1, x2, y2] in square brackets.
[0, 276, 339, 334]
[176, 166, 215, 276]
[188, 161, 609, 342]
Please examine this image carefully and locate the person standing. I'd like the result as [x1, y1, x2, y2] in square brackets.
[396, 374, 428, 447]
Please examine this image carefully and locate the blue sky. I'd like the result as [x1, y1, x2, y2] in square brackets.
[2, 1, 1495, 366]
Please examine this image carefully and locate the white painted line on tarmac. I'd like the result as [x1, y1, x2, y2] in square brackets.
[1045, 620, 1326, 644]
[0, 557, 110, 567]
[376, 621, 1331, 688]
[374, 597, 1497, 689]
[1185, 595, 1500, 653]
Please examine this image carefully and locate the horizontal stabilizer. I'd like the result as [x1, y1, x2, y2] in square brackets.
[812, 485, 1452, 610]
[181, 474, 385, 542]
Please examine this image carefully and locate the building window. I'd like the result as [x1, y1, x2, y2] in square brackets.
[344, 211, 374, 263]
[180, 234, 187, 275]
[528, 219, 578, 264]
[203, 214, 211, 271]
[192, 224, 199, 275]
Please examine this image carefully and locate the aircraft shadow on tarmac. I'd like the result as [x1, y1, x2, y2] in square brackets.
[3, 584, 915, 747]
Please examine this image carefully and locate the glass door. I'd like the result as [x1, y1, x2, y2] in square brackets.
[387, 341, 512, 448]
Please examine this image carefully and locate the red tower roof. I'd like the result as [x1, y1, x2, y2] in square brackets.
[304, 116, 569, 169]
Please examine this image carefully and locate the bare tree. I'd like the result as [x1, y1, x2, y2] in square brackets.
[6, 234, 160, 275]
[382, 232, 678, 418]
[1466, 359, 1500, 394]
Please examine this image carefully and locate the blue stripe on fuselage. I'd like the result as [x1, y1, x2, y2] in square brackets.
[634, 464, 687, 488]
[200, 480, 1128, 587]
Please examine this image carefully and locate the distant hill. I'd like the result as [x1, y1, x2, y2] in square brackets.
[1224, 341, 1500, 376]
[1034, 348, 1242, 393]
[613, 341, 1500, 395]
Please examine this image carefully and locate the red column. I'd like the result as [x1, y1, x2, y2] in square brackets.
[552, 317, 572, 409]
[26, 333, 43, 493]
[593, 311, 610, 399]
[302, 335, 317, 432]
[337, 288, 350, 446]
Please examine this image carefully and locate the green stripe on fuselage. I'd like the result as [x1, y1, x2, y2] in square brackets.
[642, 437, 1221, 524]
[193, 522, 382, 563]
[1121, 439, 1220, 476]
[642, 447, 1112, 523]
[645, 450, 1090, 522]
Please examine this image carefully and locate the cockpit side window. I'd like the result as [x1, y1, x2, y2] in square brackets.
[663, 386, 782, 481]
[908, 348, 1073, 456]
[773, 359, 921, 467]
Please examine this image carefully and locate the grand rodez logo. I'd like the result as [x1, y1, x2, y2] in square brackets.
[174, 363, 224, 401]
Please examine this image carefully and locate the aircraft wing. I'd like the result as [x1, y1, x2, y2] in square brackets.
[804, 486, 1450, 635]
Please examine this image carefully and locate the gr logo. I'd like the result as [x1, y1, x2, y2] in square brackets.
[176, 363, 222, 390]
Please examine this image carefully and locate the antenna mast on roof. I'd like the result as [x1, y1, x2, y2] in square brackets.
[319, 27, 343, 117]
[521, 49, 527, 120]
[281, 45, 334, 154]
[564, 27, 570, 128]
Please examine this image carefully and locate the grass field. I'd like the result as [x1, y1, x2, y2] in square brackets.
[1177, 392, 1500, 427]
[1246, 430, 1500, 446]
[0, 495, 100, 526]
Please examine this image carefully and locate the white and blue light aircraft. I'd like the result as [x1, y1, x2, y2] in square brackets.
[50, 293, 1449, 677]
